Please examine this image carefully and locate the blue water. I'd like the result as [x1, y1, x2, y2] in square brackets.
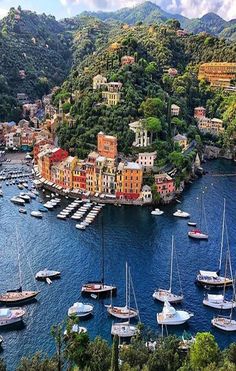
[0, 159, 236, 369]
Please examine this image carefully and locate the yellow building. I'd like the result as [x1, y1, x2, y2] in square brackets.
[102, 82, 122, 106]
[198, 117, 224, 135]
[198, 62, 236, 87]
[173, 134, 188, 150]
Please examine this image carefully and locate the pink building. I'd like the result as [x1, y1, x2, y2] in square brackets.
[121, 56, 135, 66]
[194, 106, 206, 119]
[155, 173, 175, 197]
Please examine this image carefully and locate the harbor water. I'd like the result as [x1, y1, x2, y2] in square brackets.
[0, 159, 236, 369]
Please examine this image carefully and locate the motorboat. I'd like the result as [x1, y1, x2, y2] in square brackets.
[157, 300, 193, 325]
[76, 224, 86, 230]
[188, 229, 208, 240]
[23, 183, 28, 188]
[11, 197, 25, 205]
[38, 206, 48, 212]
[179, 331, 195, 351]
[31, 211, 43, 219]
[28, 192, 36, 199]
[0, 308, 25, 326]
[203, 294, 236, 310]
[211, 316, 236, 331]
[57, 214, 67, 220]
[0, 288, 39, 304]
[111, 321, 138, 338]
[0, 190, 3, 197]
[188, 222, 197, 227]
[151, 208, 164, 216]
[68, 302, 93, 317]
[196, 270, 233, 288]
[19, 193, 31, 202]
[153, 236, 184, 303]
[173, 210, 190, 218]
[64, 324, 87, 336]
[19, 208, 27, 214]
[35, 269, 61, 280]
[43, 202, 54, 209]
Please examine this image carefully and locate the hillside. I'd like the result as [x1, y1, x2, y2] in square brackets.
[0, 6, 72, 121]
[81, 1, 236, 39]
[55, 20, 236, 162]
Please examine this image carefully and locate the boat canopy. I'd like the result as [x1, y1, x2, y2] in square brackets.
[208, 294, 224, 302]
[199, 270, 218, 278]
[0, 308, 10, 317]
[163, 300, 176, 316]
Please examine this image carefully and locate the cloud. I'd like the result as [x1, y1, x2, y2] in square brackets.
[0, 7, 7, 19]
[59, 0, 236, 20]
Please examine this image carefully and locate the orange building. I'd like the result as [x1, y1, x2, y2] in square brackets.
[33, 139, 53, 164]
[198, 62, 236, 87]
[97, 131, 117, 159]
[116, 161, 143, 200]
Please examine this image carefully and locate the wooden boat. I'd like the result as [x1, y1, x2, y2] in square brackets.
[0, 228, 39, 304]
[196, 199, 233, 288]
[106, 263, 138, 319]
[81, 217, 116, 295]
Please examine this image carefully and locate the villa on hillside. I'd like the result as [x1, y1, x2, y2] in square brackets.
[129, 120, 151, 147]
[173, 134, 188, 150]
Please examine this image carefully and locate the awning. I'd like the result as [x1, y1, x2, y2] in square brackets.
[208, 294, 224, 302]
[199, 270, 218, 278]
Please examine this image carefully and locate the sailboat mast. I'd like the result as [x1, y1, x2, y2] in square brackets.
[169, 236, 174, 292]
[219, 199, 226, 272]
[16, 227, 22, 289]
[125, 262, 128, 308]
[101, 216, 105, 285]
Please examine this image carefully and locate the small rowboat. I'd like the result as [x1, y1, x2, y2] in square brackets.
[188, 222, 197, 227]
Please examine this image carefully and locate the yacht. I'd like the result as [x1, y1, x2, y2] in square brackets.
[173, 210, 190, 218]
[57, 214, 67, 220]
[35, 269, 61, 280]
[111, 321, 138, 338]
[203, 294, 236, 310]
[211, 316, 236, 331]
[11, 197, 25, 205]
[68, 302, 94, 317]
[0, 308, 25, 326]
[64, 324, 87, 336]
[19, 193, 31, 202]
[151, 208, 164, 216]
[76, 224, 86, 230]
[157, 300, 193, 325]
[188, 229, 208, 240]
[19, 208, 27, 214]
[31, 211, 43, 219]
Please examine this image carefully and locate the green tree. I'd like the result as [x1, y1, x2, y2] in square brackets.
[140, 98, 164, 118]
[168, 151, 184, 169]
[17, 352, 57, 371]
[88, 336, 111, 371]
[110, 335, 119, 371]
[190, 332, 220, 370]
[147, 336, 181, 371]
[0, 359, 6, 371]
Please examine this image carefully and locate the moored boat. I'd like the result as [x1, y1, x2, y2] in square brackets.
[11, 197, 25, 205]
[68, 302, 94, 317]
[157, 300, 193, 325]
[19, 208, 27, 214]
[0, 288, 39, 304]
[31, 211, 43, 219]
[187, 222, 197, 227]
[151, 208, 164, 216]
[0, 308, 25, 326]
[203, 294, 236, 310]
[173, 210, 190, 218]
[64, 324, 87, 336]
[35, 269, 61, 280]
[111, 321, 138, 338]
[188, 229, 208, 240]
[211, 316, 236, 331]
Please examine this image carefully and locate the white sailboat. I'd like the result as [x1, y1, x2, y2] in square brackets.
[188, 193, 208, 240]
[106, 263, 139, 319]
[0, 308, 25, 327]
[157, 299, 194, 325]
[111, 321, 138, 338]
[153, 236, 183, 303]
[196, 199, 233, 288]
[212, 314, 236, 332]
[203, 249, 236, 310]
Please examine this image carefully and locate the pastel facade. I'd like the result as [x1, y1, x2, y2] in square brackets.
[168, 68, 178, 77]
[116, 162, 143, 200]
[171, 104, 180, 116]
[198, 62, 236, 87]
[129, 120, 151, 147]
[198, 117, 224, 135]
[155, 173, 175, 198]
[97, 131, 117, 159]
[93, 74, 107, 90]
[121, 56, 135, 66]
[194, 106, 206, 119]
[173, 134, 188, 149]
[137, 152, 156, 172]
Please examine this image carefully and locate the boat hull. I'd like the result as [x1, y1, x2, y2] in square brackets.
[157, 311, 192, 325]
[107, 305, 138, 319]
[196, 276, 233, 288]
[203, 300, 236, 310]
[0, 309, 25, 327]
[211, 318, 236, 331]
[153, 290, 183, 303]
[0, 291, 39, 304]
[188, 231, 208, 240]
[111, 322, 137, 337]
[81, 283, 116, 295]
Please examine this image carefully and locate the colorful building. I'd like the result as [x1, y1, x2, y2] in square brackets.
[116, 161, 143, 200]
[102, 82, 122, 106]
[121, 56, 135, 66]
[198, 62, 236, 88]
[173, 134, 188, 150]
[129, 120, 151, 147]
[93, 74, 107, 90]
[171, 104, 180, 116]
[198, 117, 224, 135]
[194, 106, 206, 119]
[155, 173, 175, 199]
[137, 152, 156, 172]
[97, 131, 117, 159]
[73, 160, 86, 190]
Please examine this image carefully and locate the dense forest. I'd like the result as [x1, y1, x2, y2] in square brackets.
[1, 320, 236, 371]
[54, 18, 236, 169]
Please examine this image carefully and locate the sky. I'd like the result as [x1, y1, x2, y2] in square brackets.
[0, 0, 236, 21]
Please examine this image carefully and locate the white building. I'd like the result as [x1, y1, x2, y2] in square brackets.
[129, 120, 151, 147]
[141, 185, 152, 202]
[137, 152, 156, 172]
[171, 104, 180, 116]
[93, 74, 107, 90]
